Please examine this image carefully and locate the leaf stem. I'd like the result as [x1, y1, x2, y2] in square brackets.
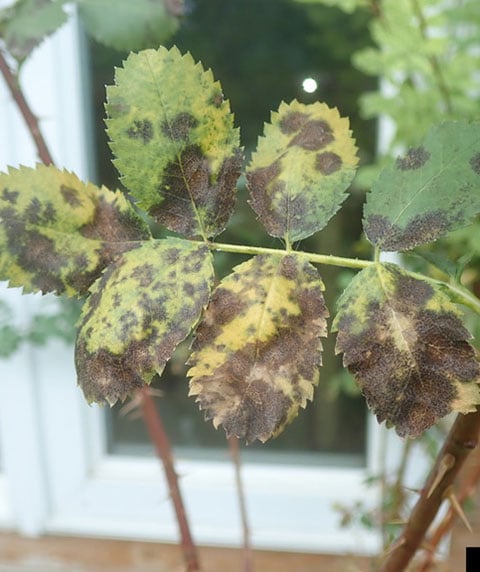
[208, 241, 373, 270]
[0, 49, 54, 166]
[228, 437, 254, 572]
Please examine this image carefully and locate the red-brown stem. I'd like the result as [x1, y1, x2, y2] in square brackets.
[379, 410, 480, 572]
[417, 441, 480, 572]
[228, 437, 254, 572]
[140, 388, 201, 572]
[0, 50, 54, 166]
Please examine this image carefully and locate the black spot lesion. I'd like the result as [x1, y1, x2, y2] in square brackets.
[132, 263, 155, 287]
[161, 112, 198, 142]
[61, 185, 83, 208]
[1, 188, 19, 204]
[315, 151, 342, 175]
[288, 120, 334, 151]
[364, 210, 451, 251]
[469, 152, 480, 175]
[127, 119, 154, 144]
[396, 146, 430, 171]
[279, 111, 308, 134]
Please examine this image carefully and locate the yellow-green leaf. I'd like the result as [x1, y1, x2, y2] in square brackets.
[333, 263, 480, 438]
[246, 100, 358, 242]
[188, 253, 328, 443]
[106, 46, 243, 239]
[0, 164, 150, 296]
[76, 238, 214, 405]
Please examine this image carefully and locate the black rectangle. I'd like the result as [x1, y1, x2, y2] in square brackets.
[467, 547, 480, 571]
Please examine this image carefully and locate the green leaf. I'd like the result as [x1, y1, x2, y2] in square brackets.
[333, 262, 480, 438]
[0, 0, 67, 62]
[0, 164, 150, 296]
[106, 46, 243, 239]
[246, 100, 358, 243]
[363, 121, 480, 251]
[76, 238, 214, 405]
[188, 253, 328, 443]
[77, 0, 179, 52]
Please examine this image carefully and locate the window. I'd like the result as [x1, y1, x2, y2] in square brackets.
[0, 2, 426, 555]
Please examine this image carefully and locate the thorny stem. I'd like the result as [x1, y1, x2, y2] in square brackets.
[228, 437, 254, 572]
[379, 409, 480, 572]
[418, 441, 480, 571]
[0, 50, 54, 166]
[0, 53, 201, 571]
[140, 389, 201, 572]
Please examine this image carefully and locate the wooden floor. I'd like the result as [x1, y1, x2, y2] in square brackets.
[0, 530, 472, 572]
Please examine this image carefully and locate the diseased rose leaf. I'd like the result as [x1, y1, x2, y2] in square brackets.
[333, 262, 480, 438]
[106, 46, 243, 239]
[188, 253, 328, 443]
[0, 0, 67, 62]
[0, 164, 150, 296]
[363, 121, 480, 251]
[246, 100, 358, 242]
[77, 0, 180, 52]
[76, 238, 214, 405]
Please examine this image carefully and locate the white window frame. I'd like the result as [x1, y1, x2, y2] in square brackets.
[0, 8, 430, 554]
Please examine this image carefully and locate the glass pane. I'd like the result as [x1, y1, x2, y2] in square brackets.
[85, 0, 377, 467]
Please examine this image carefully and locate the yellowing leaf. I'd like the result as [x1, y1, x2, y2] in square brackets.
[188, 253, 328, 442]
[0, 164, 150, 296]
[333, 263, 480, 438]
[76, 238, 214, 405]
[246, 100, 358, 242]
[106, 46, 243, 239]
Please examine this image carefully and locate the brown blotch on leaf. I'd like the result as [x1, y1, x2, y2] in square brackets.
[127, 119, 154, 144]
[209, 91, 224, 108]
[396, 146, 431, 171]
[151, 145, 242, 238]
[61, 185, 83, 208]
[336, 288, 480, 438]
[279, 111, 308, 135]
[364, 210, 451, 251]
[316, 151, 342, 175]
[190, 261, 328, 442]
[469, 152, 480, 175]
[75, 342, 149, 405]
[161, 112, 198, 142]
[289, 120, 334, 151]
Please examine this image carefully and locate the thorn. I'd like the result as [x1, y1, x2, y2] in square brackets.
[444, 486, 473, 533]
[119, 388, 163, 417]
[427, 453, 455, 498]
[382, 536, 406, 559]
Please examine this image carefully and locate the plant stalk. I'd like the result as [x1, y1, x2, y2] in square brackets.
[141, 389, 201, 572]
[379, 409, 480, 572]
[0, 50, 54, 166]
[228, 437, 254, 572]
